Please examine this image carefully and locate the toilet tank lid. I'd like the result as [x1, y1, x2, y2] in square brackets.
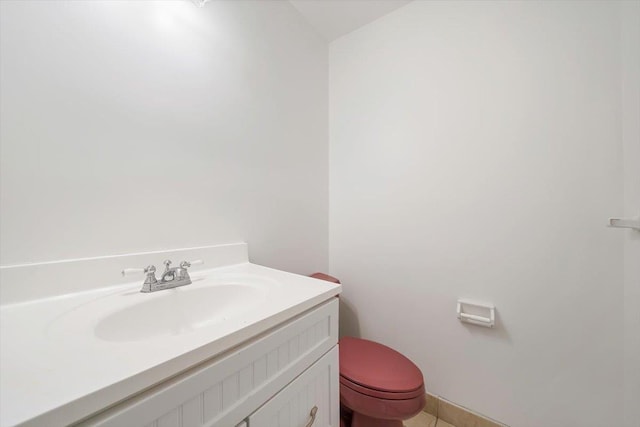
[339, 337, 424, 393]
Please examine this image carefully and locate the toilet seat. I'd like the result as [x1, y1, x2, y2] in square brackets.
[339, 337, 424, 398]
[340, 383, 425, 424]
[340, 375, 424, 400]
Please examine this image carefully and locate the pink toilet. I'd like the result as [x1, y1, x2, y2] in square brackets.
[310, 274, 426, 427]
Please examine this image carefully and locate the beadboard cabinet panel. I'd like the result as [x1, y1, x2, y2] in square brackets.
[249, 346, 339, 427]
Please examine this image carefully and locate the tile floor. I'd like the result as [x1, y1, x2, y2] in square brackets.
[404, 411, 456, 427]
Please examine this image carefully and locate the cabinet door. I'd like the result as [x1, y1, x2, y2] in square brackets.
[249, 346, 339, 427]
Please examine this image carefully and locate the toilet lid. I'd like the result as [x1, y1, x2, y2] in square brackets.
[339, 337, 424, 393]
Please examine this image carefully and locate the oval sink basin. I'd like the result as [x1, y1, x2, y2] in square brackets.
[94, 284, 266, 342]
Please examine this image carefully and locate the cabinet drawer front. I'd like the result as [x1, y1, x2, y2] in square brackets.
[79, 299, 338, 427]
[249, 346, 339, 427]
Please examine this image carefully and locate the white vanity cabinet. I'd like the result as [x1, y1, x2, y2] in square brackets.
[76, 298, 339, 427]
[248, 347, 338, 427]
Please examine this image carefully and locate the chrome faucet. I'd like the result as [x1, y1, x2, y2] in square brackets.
[122, 259, 204, 293]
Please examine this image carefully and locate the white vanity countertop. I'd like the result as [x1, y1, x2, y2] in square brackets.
[0, 262, 341, 427]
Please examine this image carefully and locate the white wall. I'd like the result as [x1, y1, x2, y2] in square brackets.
[330, 1, 629, 426]
[0, 0, 328, 274]
[621, 1, 640, 426]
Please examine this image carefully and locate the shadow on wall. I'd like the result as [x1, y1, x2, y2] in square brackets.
[339, 296, 361, 338]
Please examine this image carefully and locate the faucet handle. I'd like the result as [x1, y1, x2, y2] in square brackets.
[179, 259, 204, 269]
[122, 265, 159, 292]
[122, 265, 156, 276]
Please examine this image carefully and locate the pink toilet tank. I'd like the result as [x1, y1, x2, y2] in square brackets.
[310, 272, 341, 284]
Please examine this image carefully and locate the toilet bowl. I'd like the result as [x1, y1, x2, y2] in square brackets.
[339, 337, 425, 427]
[308, 274, 426, 427]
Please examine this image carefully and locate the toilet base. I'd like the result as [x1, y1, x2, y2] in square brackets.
[340, 382, 425, 426]
[351, 412, 403, 427]
[340, 404, 353, 427]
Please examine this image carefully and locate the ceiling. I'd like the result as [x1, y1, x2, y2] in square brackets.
[288, 0, 412, 42]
